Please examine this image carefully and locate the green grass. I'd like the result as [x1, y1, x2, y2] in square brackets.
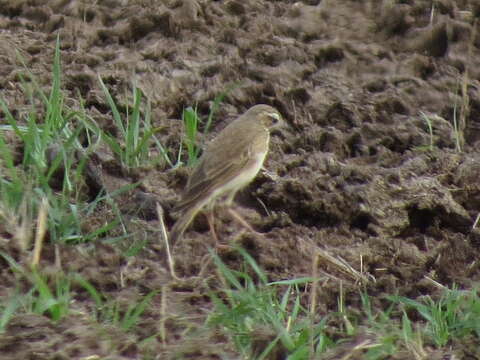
[98, 77, 174, 169]
[453, 93, 462, 152]
[452, 79, 465, 153]
[208, 248, 480, 358]
[390, 287, 480, 347]
[75, 275, 160, 331]
[0, 39, 83, 189]
[0, 251, 158, 332]
[182, 105, 200, 166]
[0, 252, 72, 323]
[0, 37, 163, 339]
[419, 111, 434, 151]
[0, 38, 113, 245]
[208, 247, 330, 359]
[181, 86, 232, 166]
[0, 294, 22, 333]
[0, 38, 147, 246]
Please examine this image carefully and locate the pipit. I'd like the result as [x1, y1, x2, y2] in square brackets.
[170, 104, 283, 245]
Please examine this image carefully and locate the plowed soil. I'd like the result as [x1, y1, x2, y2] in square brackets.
[1, 0, 480, 359]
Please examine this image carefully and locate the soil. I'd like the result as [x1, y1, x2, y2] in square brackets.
[1, 0, 480, 359]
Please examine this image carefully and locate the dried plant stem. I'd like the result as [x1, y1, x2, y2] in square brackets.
[156, 202, 179, 280]
[31, 197, 48, 267]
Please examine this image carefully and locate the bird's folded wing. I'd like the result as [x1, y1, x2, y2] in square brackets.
[173, 149, 251, 213]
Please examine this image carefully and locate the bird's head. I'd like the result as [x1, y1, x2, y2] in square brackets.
[247, 104, 284, 130]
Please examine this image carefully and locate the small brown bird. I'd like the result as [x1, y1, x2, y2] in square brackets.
[170, 104, 283, 245]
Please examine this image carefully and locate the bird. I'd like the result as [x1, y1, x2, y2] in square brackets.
[170, 104, 283, 246]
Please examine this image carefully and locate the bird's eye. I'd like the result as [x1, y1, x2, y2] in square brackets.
[267, 112, 281, 124]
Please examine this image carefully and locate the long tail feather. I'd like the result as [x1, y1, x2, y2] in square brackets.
[170, 204, 202, 246]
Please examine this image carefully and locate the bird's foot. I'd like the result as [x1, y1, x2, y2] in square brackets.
[215, 243, 234, 252]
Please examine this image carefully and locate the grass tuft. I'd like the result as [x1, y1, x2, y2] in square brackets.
[76, 274, 159, 331]
[97, 78, 173, 169]
[390, 287, 480, 347]
[208, 247, 329, 359]
[180, 85, 234, 166]
[0, 38, 127, 246]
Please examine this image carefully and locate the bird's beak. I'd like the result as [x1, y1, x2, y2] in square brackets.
[270, 114, 288, 136]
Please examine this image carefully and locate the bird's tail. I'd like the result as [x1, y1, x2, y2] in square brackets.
[170, 204, 202, 246]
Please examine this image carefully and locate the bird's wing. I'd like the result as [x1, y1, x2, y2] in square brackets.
[173, 138, 254, 213]
[174, 154, 250, 212]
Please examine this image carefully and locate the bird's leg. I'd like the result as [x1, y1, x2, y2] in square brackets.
[206, 208, 233, 251]
[205, 209, 219, 244]
[227, 208, 254, 232]
[224, 191, 262, 237]
[227, 208, 263, 236]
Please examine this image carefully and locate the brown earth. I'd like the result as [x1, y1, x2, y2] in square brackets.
[1, 0, 480, 359]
